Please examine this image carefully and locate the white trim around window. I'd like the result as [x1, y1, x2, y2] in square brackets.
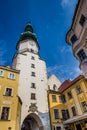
[8, 73, 15, 80]
[4, 87, 13, 96]
[0, 70, 4, 77]
[0, 106, 11, 120]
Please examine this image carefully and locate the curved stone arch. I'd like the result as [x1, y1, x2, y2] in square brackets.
[21, 113, 44, 130]
[29, 113, 43, 127]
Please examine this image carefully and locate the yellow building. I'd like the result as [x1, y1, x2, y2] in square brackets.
[48, 75, 87, 130]
[0, 66, 21, 130]
[48, 90, 65, 130]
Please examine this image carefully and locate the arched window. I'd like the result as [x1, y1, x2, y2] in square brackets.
[53, 84, 57, 91]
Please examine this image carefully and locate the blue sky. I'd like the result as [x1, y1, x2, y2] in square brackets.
[0, 0, 82, 82]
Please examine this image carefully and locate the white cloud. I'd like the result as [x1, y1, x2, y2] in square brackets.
[60, 46, 71, 53]
[0, 40, 7, 65]
[47, 64, 82, 82]
[61, 0, 70, 8]
[61, 0, 77, 8]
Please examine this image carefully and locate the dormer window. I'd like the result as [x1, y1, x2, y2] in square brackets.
[79, 14, 86, 26]
[77, 49, 87, 62]
[70, 34, 78, 44]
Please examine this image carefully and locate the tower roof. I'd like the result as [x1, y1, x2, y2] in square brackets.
[16, 22, 40, 50]
[24, 23, 33, 32]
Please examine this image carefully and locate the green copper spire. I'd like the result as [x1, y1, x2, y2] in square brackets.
[20, 22, 37, 42]
[17, 22, 40, 50]
[24, 22, 33, 33]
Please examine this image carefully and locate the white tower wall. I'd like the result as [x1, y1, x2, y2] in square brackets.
[12, 38, 50, 130]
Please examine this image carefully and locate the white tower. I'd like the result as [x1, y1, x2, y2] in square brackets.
[12, 23, 50, 130]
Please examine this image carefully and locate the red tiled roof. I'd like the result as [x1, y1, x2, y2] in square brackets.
[59, 75, 84, 93]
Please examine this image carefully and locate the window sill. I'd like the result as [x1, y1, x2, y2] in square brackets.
[3, 95, 13, 97]
[0, 119, 10, 121]
[31, 87, 36, 89]
[7, 78, 15, 80]
[55, 118, 60, 120]
[0, 75, 4, 78]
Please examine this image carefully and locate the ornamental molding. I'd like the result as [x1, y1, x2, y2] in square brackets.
[28, 103, 38, 113]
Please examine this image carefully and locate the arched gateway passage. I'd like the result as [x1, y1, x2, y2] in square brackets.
[21, 113, 44, 130]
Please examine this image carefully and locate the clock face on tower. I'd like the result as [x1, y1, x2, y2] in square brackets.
[29, 42, 35, 46]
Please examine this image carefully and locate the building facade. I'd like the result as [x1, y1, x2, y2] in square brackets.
[12, 23, 51, 130]
[66, 0, 87, 78]
[48, 75, 64, 130]
[59, 75, 87, 130]
[0, 66, 21, 130]
[48, 75, 61, 91]
[48, 90, 64, 130]
[48, 74, 87, 130]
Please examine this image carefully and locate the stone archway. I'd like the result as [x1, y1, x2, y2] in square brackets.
[21, 113, 44, 130]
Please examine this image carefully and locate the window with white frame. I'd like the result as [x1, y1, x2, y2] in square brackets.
[61, 94, 66, 103]
[52, 95, 57, 102]
[54, 109, 59, 119]
[71, 106, 76, 116]
[76, 85, 82, 94]
[59, 95, 62, 102]
[1, 107, 10, 120]
[81, 101, 87, 112]
[61, 109, 70, 120]
[8, 73, 15, 79]
[5, 88, 12, 96]
[0, 70, 4, 76]
[67, 91, 72, 100]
